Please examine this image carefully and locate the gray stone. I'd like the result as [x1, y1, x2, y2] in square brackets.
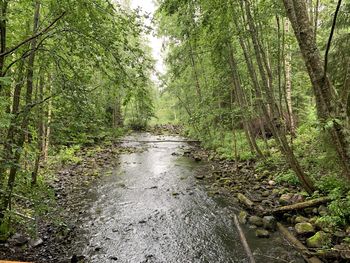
[29, 238, 43, 247]
[10, 233, 28, 246]
[263, 216, 277, 231]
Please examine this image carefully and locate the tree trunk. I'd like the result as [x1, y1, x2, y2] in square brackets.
[283, 0, 350, 180]
[31, 72, 44, 186]
[242, 0, 315, 194]
[0, 0, 8, 80]
[0, 57, 25, 187]
[284, 20, 296, 136]
[227, 43, 264, 158]
[1, 0, 41, 215]
[43, 90, 52, 161]
[189, 41, 202, 101]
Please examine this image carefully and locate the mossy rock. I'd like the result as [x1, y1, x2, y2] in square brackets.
[306, 231, 331, 248]
[238, 210, 248, 224]
[295, 222, 315, 235]
[255, 229, 270, 238]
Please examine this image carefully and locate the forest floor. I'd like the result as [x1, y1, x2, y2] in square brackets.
[0, 127, 347, 262]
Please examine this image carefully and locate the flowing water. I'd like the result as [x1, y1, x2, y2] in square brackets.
[74, 133, 304, 263]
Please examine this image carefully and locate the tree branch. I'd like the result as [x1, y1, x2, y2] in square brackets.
[324, 0, 342, 77]
[0, 12, 66, 58]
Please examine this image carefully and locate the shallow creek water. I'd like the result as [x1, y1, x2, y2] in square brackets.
[74, 133, 304, 263]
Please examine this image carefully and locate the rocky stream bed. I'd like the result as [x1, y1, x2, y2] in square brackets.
[0, 130, 348, 262]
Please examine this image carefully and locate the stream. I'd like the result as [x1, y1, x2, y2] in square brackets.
[73, 133, 304, 263]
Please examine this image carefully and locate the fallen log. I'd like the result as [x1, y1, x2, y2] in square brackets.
[277, 223, 323, 263]
[117, 140, 200, 143]
[233, 214, 256, 263]
[270, 197, 331, 214]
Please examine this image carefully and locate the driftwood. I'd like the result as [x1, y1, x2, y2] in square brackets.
[277, 223, 323, 263]
[233, 214, 256, 263]
[270, 197, 331, 214]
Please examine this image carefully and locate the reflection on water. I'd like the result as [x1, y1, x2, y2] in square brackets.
[73, 133, 303, 263]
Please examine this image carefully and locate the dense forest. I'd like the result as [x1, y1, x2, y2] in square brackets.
[1, 0, 350, 262]
[0, 0, 154, 234]
[156, 0, 350, 225]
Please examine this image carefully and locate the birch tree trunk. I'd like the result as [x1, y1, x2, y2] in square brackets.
[284, 20, 296, 136]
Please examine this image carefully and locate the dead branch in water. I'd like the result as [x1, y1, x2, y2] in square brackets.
[233, 214, 256, 263]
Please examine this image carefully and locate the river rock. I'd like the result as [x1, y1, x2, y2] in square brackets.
[279, 193, 294, 205]
[295, 216, 309, 223]
[249, 216, 263, 227]
[334, 244, 350, 259]
[318, 205, 328, 216]
[263, 216, 276, 231]
[261, 190, 270, 197]
[29, 238, 43, 247]
[295, 222, 315, 235]
[9, 233, 28, 246]
[261, 200, 273, 207]
[255, 229, 270, 238]
[195, 175, 204, 180]
[238, 210, 248, 224]
[237, 193, 254, 207]
[333, 230, 346, 238]
[306, 231, 331, 248]
[315, 219, 329, 231]
[268, 180, 276, 186]
[308, 257, 323, 263]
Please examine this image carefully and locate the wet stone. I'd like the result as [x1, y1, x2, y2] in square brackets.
[256, 229, 270, 238]
[249, 216, 263, 227]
